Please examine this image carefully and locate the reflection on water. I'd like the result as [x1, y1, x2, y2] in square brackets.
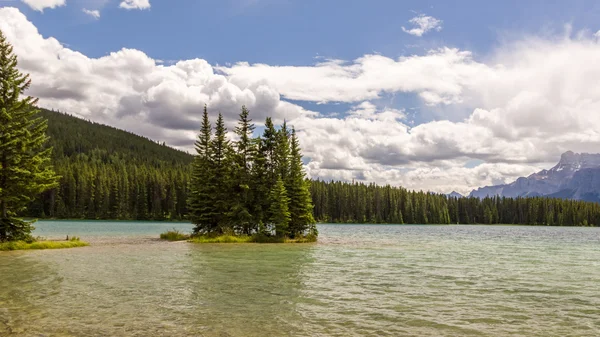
[0, 223, 599, 336]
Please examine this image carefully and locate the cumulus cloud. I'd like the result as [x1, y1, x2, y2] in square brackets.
[20, 0, 65, 12]
[401, 14, 443, 37]
[82, 9, 100, 19]
[2, 7, 600, 194]
[220, 49, 485, 104]
[0, 7, 312, 151]
[119, 0, 151, 10]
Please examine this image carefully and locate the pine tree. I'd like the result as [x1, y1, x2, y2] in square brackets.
[231, 106, 255, 234]
[189, 105, 216, 234]
[261, 117, 278, 185]
[210, 113, 234, 233]
[286, 128, 316, 237]
[275, 121, 290, 183]
[0, 30, 59, 242]
[268, 176, 290, 237]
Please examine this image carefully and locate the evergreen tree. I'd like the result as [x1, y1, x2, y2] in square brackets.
[286, 128, 316, 237]
[210, 113, 234, 233]
[268, 176, 290, 237]
[261, 117, 278, 185]
[189, 106, 215, 234]
[231, 105, 255, 233]
[275, 121, 290, 183]
[0, 30, 59, 241]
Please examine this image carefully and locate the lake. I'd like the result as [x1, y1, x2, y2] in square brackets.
[1, 222, 599, 336]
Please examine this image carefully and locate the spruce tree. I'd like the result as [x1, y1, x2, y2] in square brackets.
[275, 121, 290, 183]
[210, 113, 233, 233]
[231, 106, 255, 233]
[268, 176, 290, 237]
[0, 30, 59, 242]
[286, 128, 316, 237]
[252, 117, 278, 228]
[188, 106, 215, 234]
[249, 136, 268, 227]
[261, 117, 278, 185]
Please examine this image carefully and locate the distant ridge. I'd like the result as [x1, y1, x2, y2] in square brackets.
[40, 108, 193, 165]
[446, 191, 463, 198]
[469, 151, 600, 202]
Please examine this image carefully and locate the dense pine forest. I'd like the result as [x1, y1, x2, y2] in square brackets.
[22, 109, 600, 227]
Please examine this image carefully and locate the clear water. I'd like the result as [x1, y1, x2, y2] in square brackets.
[1, 222, 599, 336]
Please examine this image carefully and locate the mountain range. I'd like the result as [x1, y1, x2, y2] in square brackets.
[469, 151, 600, 202]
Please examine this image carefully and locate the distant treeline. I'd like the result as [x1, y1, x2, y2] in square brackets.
[310, 180, 600, 226]
[23, 109, 600, 227]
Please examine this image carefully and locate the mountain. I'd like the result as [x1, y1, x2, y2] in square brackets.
[469, 151, 600, 202]
[446, 191, 463, 198]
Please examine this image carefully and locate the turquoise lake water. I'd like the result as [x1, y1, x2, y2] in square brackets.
[1, 222, 599, 336]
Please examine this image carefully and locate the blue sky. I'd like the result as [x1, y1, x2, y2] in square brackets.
[12, 0, 600, 64]
[3, 0, 600, 194]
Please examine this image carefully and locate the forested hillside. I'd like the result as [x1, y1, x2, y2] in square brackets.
[24, 109, 600, 226]
[24, 109, 192, 220]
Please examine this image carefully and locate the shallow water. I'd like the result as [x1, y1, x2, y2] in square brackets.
[1, 222, 600, 336]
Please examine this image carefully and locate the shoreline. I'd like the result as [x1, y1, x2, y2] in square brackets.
[0, 239, 89, 251]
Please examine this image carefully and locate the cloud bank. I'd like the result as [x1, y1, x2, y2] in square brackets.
[2, 7, 600, 194]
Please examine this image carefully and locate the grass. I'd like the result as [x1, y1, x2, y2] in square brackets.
[188, 233, 318, 244]
[0, 237, 89, 251]
[159, 229, 191, 241]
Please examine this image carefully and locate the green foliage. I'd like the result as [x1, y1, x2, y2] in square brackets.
[309, 180, 600, 226]
[268, 176, 291, 237]
[0, 238, 88, 251]
[159, 229, 190, 241]
[189, 106, 215, 233]
[189, 107, 318, 239]
[286, 128, 317, 237]
[0, 29, 59, 242]
[21, 109, 192, 221]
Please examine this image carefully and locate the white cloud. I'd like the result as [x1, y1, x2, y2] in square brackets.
[20, 0, 65, 12]
[221, 48, 482, 104]
[119, 0, 151, 10]
[0, 6, 312, 152]
[401, 14, 443, 37]
[82, 9, 100, 19]
[3, 7, 600, 194]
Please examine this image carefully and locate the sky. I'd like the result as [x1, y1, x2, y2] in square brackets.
[2, 0, 600, 195]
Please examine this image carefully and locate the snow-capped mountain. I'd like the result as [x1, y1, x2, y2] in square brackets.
[469, 151, 600, 202]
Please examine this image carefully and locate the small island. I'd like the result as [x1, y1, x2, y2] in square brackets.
[161, 105, 318, 243]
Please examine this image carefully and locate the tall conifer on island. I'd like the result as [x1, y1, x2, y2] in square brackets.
[231, 106, 255, 234]
[189, 105, 215, 234]
[286, 128, 317, 237]
[0, 30, 59, 242]
[268, 176, 291, 237]
[210, 113, 234, 234]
